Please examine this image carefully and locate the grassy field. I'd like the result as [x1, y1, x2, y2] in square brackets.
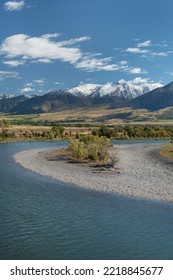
[1, 106, 173, 142]
[1, 106, 173, 126]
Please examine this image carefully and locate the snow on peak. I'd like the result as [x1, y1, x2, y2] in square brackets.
[68, 83, 101, 96]
[117, 79, 126, 84]
[67, 80, 163, 99]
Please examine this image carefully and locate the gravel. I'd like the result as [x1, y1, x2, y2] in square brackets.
[13, 144, 173, 203]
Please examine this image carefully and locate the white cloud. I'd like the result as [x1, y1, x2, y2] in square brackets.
[36, 58, 53, 63]
[129, 67, 148, 74]
[74, 54, 130, 72]
[33, 79, 45, 84]
[0, 33, 131, 73]
[0, 70, 18, 80]
[137, 40, 152, 48]
[126, 48, 149, 54]
[151, 52, 168, 57]
[20, 87, 35, 93]
[129, 77, 163, 89]
[125, 39, 170, 60]
[54, 82, 64, 85]
[0, 33, 153, 74]
[3, 60, 25, 67]
[75, 56, 124, 72]
[130, 77, 151, 84]
[58, 36, 91, 47]
[25, 82, 33, 87]
[119, 60, 128, 65]
[24, 79, 45, 87]
[0, 34, 82, 64]
[4, 1, 25, 11]
[41, 33, 61, 39]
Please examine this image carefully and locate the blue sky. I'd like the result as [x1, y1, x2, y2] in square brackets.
[1, 0, 173, 95]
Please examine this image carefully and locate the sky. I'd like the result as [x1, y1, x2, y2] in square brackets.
[1, 0, 173, 95]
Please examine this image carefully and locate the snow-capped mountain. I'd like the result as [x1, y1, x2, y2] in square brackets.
[67, 79, 163, 99]
[0, 79, 164, 114]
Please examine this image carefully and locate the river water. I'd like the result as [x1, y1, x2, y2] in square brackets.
[1, 140, 173, 260]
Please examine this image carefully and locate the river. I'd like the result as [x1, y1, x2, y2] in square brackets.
[1, 140, 173, 259]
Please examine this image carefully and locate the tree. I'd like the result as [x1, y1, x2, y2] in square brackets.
[98, 136, 110, 161]
[69, 139, 87, 160]
[99, 125, 113, 138]
[52, 125, 65, 138]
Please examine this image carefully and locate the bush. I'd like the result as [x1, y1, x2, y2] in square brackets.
[68, 135, 110, 162]
[108, 152, 119, 167]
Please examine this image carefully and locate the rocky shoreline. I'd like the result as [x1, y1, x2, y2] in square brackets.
[13, 143, 173, 203]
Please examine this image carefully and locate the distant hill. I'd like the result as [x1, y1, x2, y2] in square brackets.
[130, 82, 173, 111]
[10, 91, 92, 114]
[0, 95, 30, 113]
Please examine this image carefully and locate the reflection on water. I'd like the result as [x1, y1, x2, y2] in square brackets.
[0, 140, 173, 260]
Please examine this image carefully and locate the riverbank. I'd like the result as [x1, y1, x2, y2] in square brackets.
[13, 143, 173, 203]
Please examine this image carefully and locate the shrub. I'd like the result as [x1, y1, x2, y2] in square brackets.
[68, 135, 110, 162]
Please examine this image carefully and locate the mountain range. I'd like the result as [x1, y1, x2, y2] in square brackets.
[1, 79, 173, 114]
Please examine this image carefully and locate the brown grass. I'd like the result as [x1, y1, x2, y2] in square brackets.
[160, 145, 173, 159]
[1, 106, 173, 126]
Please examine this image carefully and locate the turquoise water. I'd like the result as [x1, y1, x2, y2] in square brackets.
[1, 140, 173, 260]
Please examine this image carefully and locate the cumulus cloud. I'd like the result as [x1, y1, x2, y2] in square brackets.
[75, 55, 129, 72]
[41, 33, 61, 39]
[151, 52, 168, 57]
[36, 58, 53, 63]
[3, 60, 25, 67]
[0, 33, 151, 74]
[0, 34, 82, 64]
[24, 79, 45, 88]
[54, 82, 64, 85]
[20, 87, 35, 93]
[130, 77, 151, 84]
[119, 60, 128, 65]
[58, 36, 91, 47]
[129, 67, 148, 74]
[129, 77, 163, 89]
[75, 57, 118, 72]
[0, 70, 19, 80]
[125, 39, 170, 60]
[126, 48, 149, 54]
[34, 79, 45, 84]
[4, 1, 25, 11]
[25, 82, 33, 87]
[0, 33, 134, 73]
[137, 40, 152, 48]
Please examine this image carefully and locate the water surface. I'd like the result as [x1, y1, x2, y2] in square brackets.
[0, 140, 173, 259]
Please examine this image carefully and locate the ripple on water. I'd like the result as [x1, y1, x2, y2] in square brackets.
[1, 141, 173, 260]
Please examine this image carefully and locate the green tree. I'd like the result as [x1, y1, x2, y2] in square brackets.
[99, 125, 113, 138]
[52, 125, 65, 138]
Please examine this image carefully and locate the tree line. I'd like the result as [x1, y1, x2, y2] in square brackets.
[92, 125, 173, 139]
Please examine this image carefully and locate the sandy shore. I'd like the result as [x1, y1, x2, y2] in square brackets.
[13, 144, 173, 203]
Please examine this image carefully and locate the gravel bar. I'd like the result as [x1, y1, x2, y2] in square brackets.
[13, 144, 173, 203]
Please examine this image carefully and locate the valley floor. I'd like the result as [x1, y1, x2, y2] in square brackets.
[14, 143, 173, 203]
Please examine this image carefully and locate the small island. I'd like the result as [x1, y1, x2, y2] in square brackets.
[14, 136, 173, 203]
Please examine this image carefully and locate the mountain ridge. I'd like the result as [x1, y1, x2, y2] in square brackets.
[0, 79, 171, 114]
[130, 81, 173, 111]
